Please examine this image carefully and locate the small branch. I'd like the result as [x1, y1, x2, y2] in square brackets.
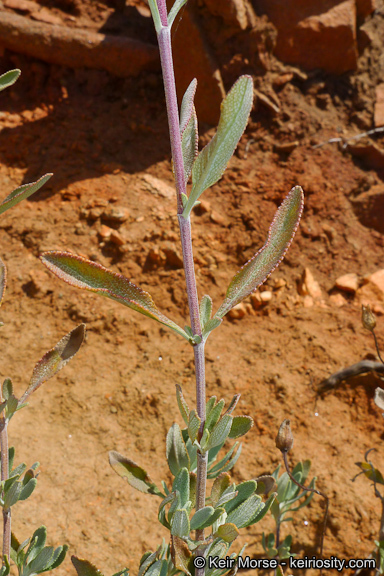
[281, 451, 329, 572]
[0, 417, 10, 564]
[312, 126, 384, 150]
[317, 360, 384, 393]
[372, 330, 384, 365]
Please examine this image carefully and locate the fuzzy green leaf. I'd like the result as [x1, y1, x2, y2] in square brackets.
[176, 384, 190, 425]
[171, 535, 192, 576]
[216, 523, 239, 543]
[202, 317, 222, 341]
[205, 399, 225, 432]
[211, 472, 231, 507]
[0, 257, 6, 308]
[216, 186, 304, 318]
[190, 506, 225, 530]
[20, 324, 85, 404]
[2, 378, 12, 401]
[71, 557, 104, 576]
[188, 410, 201, 444]
[180, 79, 198, 181]
[172, 468, 190, 508]
[224, 480, 257, 514]
[206, 414, 233, 451]
[109, 451, 163, 496]
[207, 443, 242, 479]
[249, 492, 276, 525]
[168, 0, 188, 27]
[0, 69, 20, 91]
[18, 478, 37, 502]
[199, 294, 213, 328]
[171, 509, 190, 537]
[226, 494, 263, 528]
[0, 174, 52, 216]
[166, 424, 190, 476]
[228, 416, 253, 439]
[41, 252, 189, 341]
[356, 462, 384, 485]
[183, 76, 253, 218]
[4, 480, 22, 508]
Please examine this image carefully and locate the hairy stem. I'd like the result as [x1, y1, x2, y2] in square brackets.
[282, 451, 329, 575]
[155, 2, 207, 563]
[0, 418, 10, 564]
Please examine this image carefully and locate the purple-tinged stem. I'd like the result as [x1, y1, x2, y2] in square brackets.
[156, 0, 168, 27]
[157, 27, 185, 215]
[0, 418, 10, 564]
[155, 0, 207, 563]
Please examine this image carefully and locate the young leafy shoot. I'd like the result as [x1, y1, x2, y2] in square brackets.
[40, 252, 190, 341]
[0, 69, 20, 92]
[180, 79, 198, 184]
[19, 324, 86, 405]
[182, 75, 253, 218]
[109, 451, 164, 496]
[168, 0, 188, 28]
[215, 185, 304, 319]
[0, 257, 6, 308]
[0, 174, 52, 216]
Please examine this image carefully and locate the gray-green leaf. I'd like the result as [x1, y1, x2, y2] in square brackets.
[0, 174, 52, 216]
[166, 423, 190, 476]
[183, 76, 253, 218]
[216, 186, 304, 318]
[41, 252, 189, 341]
[20, 324, 86, 404]
[180, 79, 198, 181]
[0, 69, 20, 92]
[171, 509, 190, 537]
[0, 257, 6, 308]
[206, 414, 233, 451]
[109, 451, 163, 496]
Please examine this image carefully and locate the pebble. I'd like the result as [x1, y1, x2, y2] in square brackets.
[329, 293, 347, 307]
[102, 206, 129, 224]
[228, 303, 247, 319]
[298, 268, 323, 300]
[335, 273, 359, 293]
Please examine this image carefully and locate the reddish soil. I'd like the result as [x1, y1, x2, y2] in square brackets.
[0, 2, 384, 576]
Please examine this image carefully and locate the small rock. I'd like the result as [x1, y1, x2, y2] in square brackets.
[260, 290, 272, 302]
[102, 206, 129, 224]
[365, 269, 384, 295]
[374, 83, 384, 127]
[141, 174, 174, 199]
[26, 269, 52, 296]
[335, 273, 359, 293]
[110, 230, 125, 246]
[210, 211, 226, 225]
[144, 248, 166, 269]
[250, 291, 263, 309]
[273, 141, 299, 154]
[303, 295, 314, 308]
[163, 247, 183, 269]
[329, 293, 347, 307]
[99, 225, 113, 241]
[274, 278, 287, 289]
[88, 207, 103, 220]
[30, 8, 63, 25]
[4, 0, 39, 11]
[298, 268, 322, 300]
[228, 303, 247, 319]
[355, 283, 384, 307]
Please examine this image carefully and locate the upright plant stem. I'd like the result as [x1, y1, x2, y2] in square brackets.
[0, 418, 10, 563]
[155, 2, 207, 559]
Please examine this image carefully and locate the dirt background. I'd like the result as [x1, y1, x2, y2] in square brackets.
[0, 0, 384, 575]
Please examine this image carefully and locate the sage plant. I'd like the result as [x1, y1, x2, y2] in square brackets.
[39, 2, 304, 574]
[0, 70, 85, 575]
